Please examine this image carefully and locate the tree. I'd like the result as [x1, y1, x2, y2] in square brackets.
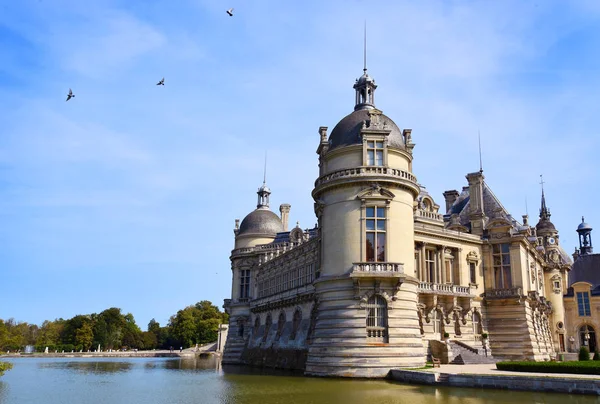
[0, 362, 13, 377]
[75, 322, 94, 351]
[168, 301, 228, 348]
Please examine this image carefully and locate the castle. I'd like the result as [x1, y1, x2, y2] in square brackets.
[222, 65, 573, 377]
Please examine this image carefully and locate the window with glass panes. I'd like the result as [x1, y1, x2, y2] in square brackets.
[469, 262, 477, 284]
[367, 140, 384, 166]
[240, 269, 250, 299]
[366, 206, 386, 262]
[492, 243, 512, 288]
[577, 292, 591, 317]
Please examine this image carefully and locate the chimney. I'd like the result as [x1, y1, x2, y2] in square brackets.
[466, 171, 487, 236]
[442, 190, 460, 213]
[279, 204, 291, 232]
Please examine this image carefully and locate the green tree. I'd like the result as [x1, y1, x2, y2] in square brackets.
[36, 320, 65, 348]
[0, 362, 13, 377]
[75, 322, 94, 351]
[93, 308, 127, 350]
[168, 301, 227, 348]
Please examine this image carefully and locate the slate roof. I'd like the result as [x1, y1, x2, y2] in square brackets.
[568, 253, 600, 288]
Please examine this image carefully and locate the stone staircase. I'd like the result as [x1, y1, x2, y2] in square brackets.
[448, 340, 497, 364]
[221, 337, 246, 364]
[437, 373, 450, 384]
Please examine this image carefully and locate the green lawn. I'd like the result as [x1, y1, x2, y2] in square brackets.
[496, 360, 600, 375]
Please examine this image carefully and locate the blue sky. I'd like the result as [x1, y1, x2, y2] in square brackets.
[1, 0, 599, 330]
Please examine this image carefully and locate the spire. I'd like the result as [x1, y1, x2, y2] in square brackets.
[257, 154, 271, 209]
[539, 174, 550, 220]
[478, 130, 483, 173]
[353, 23, 377, 111]
[363, 20, 367, 74]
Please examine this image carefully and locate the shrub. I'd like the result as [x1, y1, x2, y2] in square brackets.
[496, 360, 600, 375]
[579, 346, 590, 361]
[481, 333, 488, 339]
[594, 350, 600, 361]
[0, 362, 13, 377]
[443, 332, 450, 339]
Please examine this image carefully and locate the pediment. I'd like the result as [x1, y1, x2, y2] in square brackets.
[357, 184, 395, 201]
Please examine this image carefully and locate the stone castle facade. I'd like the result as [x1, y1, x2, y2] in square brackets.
[222, 66, 573, 377]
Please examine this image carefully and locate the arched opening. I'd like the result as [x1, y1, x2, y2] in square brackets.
[253, 317, 260, 338]
[237, 319, 245, 338]
[432, 309, 444, 340]
[580, 324, 597, 353]
[290, 310, 302, 340]
[472, 311, 482, 336]
[275, 311, 286, 341]
[263, 314, 272, 342]
[366, 295, 388, 342]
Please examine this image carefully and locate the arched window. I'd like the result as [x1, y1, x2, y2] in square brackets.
[263, 314, 272, 342]
[253, 317, 260, 338]
[472, 311, 482, 336]
[580, 324, 597, 353]
[237, 319, 245, 338]
[366, 295, 388, 342]
[290, 310, 302, 340]
[275, 312, 286, 341]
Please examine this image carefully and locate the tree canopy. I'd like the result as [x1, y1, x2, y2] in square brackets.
[0, 300, 227, 352]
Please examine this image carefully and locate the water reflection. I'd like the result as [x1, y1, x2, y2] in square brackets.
[39, 360, 133, 374]
[0, 357, 596, 404]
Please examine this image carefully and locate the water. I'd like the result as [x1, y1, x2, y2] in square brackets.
[0, 356, 596, 404]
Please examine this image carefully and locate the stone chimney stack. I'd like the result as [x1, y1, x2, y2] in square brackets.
[466, 171, 487, 236]
[280, 204, 291, 232]
[442, 190, 460, 213]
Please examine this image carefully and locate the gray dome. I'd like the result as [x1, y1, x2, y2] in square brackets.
[536, 219, 556, 233]
[238, 208, 283, 237]
[356, 72, 375, 85]
[328, 109, 404, 151]
[578, 221, 592, 232]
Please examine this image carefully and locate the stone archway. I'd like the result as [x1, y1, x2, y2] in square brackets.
[579, 324, 597, 353]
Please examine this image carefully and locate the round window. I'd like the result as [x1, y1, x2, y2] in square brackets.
[557, 321, 564, 330]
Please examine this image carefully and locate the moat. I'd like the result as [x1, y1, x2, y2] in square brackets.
[0, 356, 597, 403]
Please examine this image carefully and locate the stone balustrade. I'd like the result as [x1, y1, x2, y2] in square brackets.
[414, 209, 444, 222]
[315, 166, 417, 188]
[484, 287, 523, 299]
[418, 282, 471, 296]
[353, 262, 404, 273]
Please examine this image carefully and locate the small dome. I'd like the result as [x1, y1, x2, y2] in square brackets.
[356, 72, 374, 85]
[536, 219, 556, 233]
[328, 109, 404, 151]
[238, 208, 283, 237]
[578, 219, 592, 232]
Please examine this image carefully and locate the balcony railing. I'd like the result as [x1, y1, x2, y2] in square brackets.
[367, 327, 387, 341]
[418, 282, 471, 296]
[414, 208, 444, 222]
[315, 166, 417, 189]
[485, 287, 523, 299]
[353, 262, 404, 273]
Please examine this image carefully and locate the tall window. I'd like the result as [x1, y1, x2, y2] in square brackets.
[366, 207, 386, 262]
[577, 292, 591, 317]
[469, 262, 477, 284]
[472, 311, 482, 335]
[276, 312, 286, 341]
[290, 310, 302, 340]
[367, 141, 384, 166]
[426, 250, 435, 282]
[240, 269, 250, 299]
[492, 244, 512, 288]
[253, 317, 260, 338]
[263, 314, 272, 342]
[366, 295, 388, 342]
[432, 309, 443, 339]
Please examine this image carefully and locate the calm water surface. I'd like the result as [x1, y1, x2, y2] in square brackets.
[0, 356, 596, 404]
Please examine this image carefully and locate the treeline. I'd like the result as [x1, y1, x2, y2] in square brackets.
[0, 300, 227, 353]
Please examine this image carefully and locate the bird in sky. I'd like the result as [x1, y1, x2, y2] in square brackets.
[156, 77, 165, 86]
[226, 8, 234, 16]
[66, 88, 74, 101]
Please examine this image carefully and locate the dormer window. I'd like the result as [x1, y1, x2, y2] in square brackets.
[365, 140, 385, 166]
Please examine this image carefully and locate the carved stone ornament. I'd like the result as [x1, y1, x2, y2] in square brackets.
[548, 250, 560, 264]
[466, 251, 480, 262]
[358, 290, 394, 310]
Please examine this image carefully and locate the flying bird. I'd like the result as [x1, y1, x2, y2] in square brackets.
[66, 88, 74, 101]
[156, 77, 165, 86]
[226, 8, 234, 16]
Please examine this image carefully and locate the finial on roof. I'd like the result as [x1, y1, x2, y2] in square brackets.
[539, 174, 550, 220]
[263, 151, 267, 185]
[478, 130, 483, 173]
[363, 21, 367, 74]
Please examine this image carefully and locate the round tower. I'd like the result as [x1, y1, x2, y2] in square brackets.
[535, 183, 568, 352]
[306, 66, 424, 377]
